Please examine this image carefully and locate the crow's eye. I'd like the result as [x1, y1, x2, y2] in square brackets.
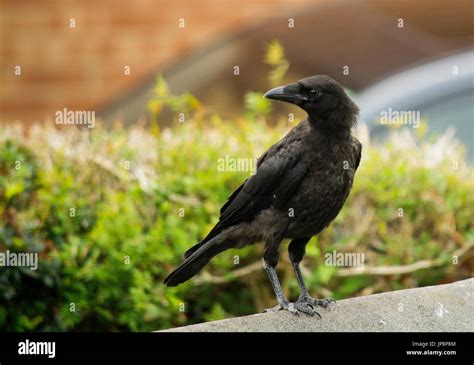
[309, 89, 320, 97]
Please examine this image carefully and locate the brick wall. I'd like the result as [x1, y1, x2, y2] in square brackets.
[0, 0, 313, 124]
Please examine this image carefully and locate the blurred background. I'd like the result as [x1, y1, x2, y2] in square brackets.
[0, 0, 473, 331]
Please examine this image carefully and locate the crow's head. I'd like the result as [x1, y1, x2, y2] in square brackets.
[264, 75, 359, 130]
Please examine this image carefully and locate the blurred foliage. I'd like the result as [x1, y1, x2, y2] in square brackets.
[148, 75, 202, 125]
[0, 42, 472, 332]
[243, 39, 289, 120]
[244, 92, 272, 120]
[264, 40, 290, 87]
[0, 114, 472, 332]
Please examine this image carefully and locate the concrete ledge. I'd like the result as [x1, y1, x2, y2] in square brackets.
[162, 279, 473, 332]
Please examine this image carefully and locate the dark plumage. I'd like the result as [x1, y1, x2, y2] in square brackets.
[164, 75, 362, 316]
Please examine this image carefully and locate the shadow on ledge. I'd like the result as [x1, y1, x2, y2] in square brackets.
[161, 279, 473, 332]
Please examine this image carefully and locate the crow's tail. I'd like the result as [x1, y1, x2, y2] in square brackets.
[182, 223, 223, 259]
[163, 234, 229, 287]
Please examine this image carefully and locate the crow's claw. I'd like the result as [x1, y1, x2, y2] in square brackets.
[264, 300, 321, 317]
[313, 297, 335, 309]
[298, 295, 335, 313]
[294, 301, 321, 318]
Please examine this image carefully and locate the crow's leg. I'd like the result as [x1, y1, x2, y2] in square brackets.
[289, 237, 335, 318]
[263, 261, 299, 315]
[262, 237, 313, 316]
[262, 239, 296, 314]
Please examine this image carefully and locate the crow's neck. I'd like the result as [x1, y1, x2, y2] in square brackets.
[307, 98, 359, 136]
[308, 116, 353, 139]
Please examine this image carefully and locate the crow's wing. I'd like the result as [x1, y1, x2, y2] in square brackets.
[183, 140, 308, 259]
[167, 143, 308, 282]
[218, 143, 307, 228]
[218, 150, 268, 215]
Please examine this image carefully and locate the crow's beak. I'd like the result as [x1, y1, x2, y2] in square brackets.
[264, 83, 307, 106]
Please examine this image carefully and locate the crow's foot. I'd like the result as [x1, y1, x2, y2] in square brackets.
[264, 300, 317, 316]
[298, 295, 335, 311]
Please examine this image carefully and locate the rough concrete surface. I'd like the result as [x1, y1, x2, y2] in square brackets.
[162, 279, 473, 332]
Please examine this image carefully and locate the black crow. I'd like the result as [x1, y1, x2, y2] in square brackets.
[164, 75, 362, 316]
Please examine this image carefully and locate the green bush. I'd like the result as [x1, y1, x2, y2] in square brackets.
[0, 112, 472, 331]
[0, 42, 472, 331]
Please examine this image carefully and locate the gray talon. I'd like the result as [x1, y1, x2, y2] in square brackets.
[313, 297, 336, 310]
[313, 298, 336, 309]
[294, 301, 320, 317]
[295, 295, 335, 316]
